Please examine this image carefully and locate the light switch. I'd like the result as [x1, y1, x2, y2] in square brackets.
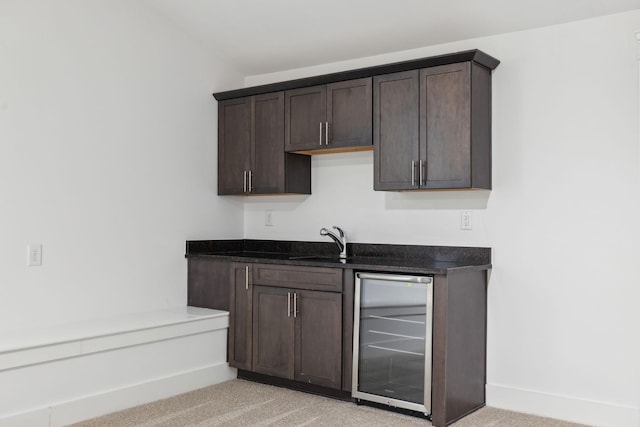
[461, 211, 472, 230]
[28, 243, 42, 266]
[265, 210, 274, 227]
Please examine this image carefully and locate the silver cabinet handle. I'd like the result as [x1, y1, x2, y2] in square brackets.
[245, 265, 249, 290]
[411, 161, 416, 186]
[287, 292, 291, 317]
[319, 123, 323, 146]
[325, 122, 329, 146]
[243, 170, 247, 193]
[293, 292, 297, 318]
[419, 160, 424, 187]
[248, 170, 252, 193]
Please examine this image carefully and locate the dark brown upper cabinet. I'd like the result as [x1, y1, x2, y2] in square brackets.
[214, 50, 498, 194]
[285, 78, 372, 154]
[218, 92, 311, 195]
[218, 97, 250, 195]
[374, 62, 492, 191]
[373, 71, 420, 191]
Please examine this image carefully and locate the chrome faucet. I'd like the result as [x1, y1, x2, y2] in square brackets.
[320, 226, 347, 259]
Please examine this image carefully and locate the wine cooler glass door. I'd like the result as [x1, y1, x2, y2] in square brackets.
[352, 272, 433, 415]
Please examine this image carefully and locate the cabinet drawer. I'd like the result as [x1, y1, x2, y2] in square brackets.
[253, 264, 342, 292]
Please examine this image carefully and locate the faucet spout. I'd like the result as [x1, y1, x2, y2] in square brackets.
[320, 226, 348, 259]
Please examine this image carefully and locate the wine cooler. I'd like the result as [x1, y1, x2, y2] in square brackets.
[352, 272, 434, 416]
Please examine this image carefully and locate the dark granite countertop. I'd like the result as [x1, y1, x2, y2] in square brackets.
[186, 239, 491, 275]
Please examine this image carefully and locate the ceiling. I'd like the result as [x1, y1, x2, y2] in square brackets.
[144, 0, 640, 76]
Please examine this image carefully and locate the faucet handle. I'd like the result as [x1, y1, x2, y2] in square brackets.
[332, 226, 344, 238]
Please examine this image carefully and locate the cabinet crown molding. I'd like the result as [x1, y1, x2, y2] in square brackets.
[213, 49, 499, 101]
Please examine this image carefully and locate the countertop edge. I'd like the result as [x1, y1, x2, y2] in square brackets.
[186, 252, 491, 275]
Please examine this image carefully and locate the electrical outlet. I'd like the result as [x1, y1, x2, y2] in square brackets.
[461, 211, 472, 230]
[28, 243, 42, 266]
[265, 210, 273, 227]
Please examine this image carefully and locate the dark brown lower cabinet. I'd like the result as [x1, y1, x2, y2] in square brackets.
[226, 262, 345, 390]
[294, 289, 342, 388]
[252, 285, 294, 378]
[187, 258, 230, 311]
[252, 285, 342, 389]
[228, 263, 252, 370]
[431, 269, 487, 427]
[205, 257, 488, 426]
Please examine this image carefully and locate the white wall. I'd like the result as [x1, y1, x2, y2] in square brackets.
[0, 0, 244, 331]
[243, 11, 640, 426]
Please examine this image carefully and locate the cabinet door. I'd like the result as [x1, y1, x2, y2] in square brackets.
[294, 289, 342, 389]
[218, 97, 251, 195]
[285, 85, 326, 152]
[373, 70, 420, 190]
[229, 264, 252, 370]
[420, 63, 471, 189]
[252, 92, 285, 193]
[326, 78, 372, 149]
[252, 285, 295, 379]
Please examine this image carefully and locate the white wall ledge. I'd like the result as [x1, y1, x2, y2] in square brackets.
[0, 306, 228, 372]
[0, 306, 235, 426]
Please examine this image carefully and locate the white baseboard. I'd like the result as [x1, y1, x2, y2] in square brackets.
[0, 409, 50, 427]
[1, 363, 237, 427]
[486, 383, 640, 427]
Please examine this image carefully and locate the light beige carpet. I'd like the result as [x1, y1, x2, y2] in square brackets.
[70, 379, 590, 427]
